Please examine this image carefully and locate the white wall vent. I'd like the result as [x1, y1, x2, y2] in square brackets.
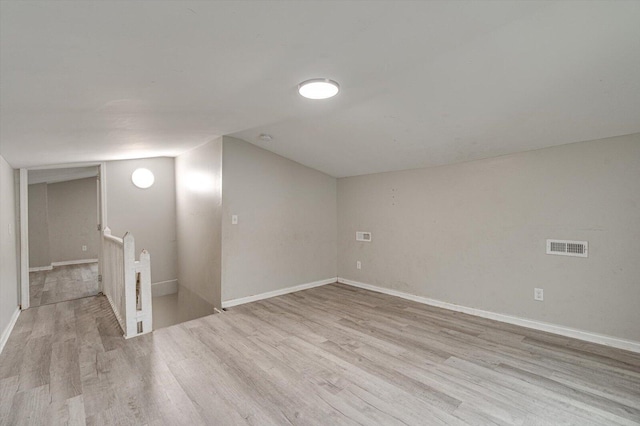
[356, 231, 372, 242]
[546, 239, 588, 258]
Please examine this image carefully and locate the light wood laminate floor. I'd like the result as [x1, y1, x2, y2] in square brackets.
[29, 263, 99, 307]
[1, 283, 639, 425]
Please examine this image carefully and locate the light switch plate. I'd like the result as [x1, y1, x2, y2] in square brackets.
[232, 215, 238, 225]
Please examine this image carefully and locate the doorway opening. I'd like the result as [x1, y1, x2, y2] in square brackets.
[19, 164, 106, 309]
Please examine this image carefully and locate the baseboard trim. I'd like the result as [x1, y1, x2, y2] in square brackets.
[222, 277, 338, 308]
[337, 277, 640, 354]
[0, 307, 21, 355]
[152, 279, 178, 297]
[29, 265, 53, 272]
[51, 259, 98, 267]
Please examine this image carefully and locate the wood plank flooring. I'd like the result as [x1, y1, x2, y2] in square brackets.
[29, 263, 99, 307]
[1, 283, 639, 425]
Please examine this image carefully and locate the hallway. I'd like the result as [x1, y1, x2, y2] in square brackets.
[29, 263, 98, 307]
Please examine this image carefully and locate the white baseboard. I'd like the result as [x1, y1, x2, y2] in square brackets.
[29, 265, 53, 272]
[0, 307, 21, 355]
[222, 277, 338, 308]
[152, 279, 178, 297]
[337, 277, 640, 354]
[52, 259, 98, 267]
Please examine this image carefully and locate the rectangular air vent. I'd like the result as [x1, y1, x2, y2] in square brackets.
[546, 239, 588, 257]
[356, 231, 372, 242]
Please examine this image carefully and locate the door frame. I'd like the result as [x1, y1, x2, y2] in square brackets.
[18, 162, 107, 309]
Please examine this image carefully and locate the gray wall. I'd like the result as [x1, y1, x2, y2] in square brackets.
[338, 133, 640, 342]
[221, 136, 337, 302]
[27, 183, 50, 267]
[47, 177, 98, 263]
[106, 157, 177, 286]
[175, 138, 223, 307]
[0, 155, 19, 341]
[28, 178, 98, 266]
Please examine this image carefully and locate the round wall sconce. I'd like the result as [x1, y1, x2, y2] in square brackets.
[131, 168, 155, 189]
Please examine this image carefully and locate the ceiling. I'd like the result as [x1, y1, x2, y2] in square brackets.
[1, 1, 639, 177]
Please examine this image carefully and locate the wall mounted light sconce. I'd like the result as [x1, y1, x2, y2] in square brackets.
[131, 168, 154, 189]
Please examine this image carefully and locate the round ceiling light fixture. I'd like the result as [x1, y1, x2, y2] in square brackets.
[131, 168, 155, 189]
[298, 78, 340, 99]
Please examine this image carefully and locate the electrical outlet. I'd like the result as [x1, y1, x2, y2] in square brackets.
[232, 215, 238, 225]
[534, 288, 544, 301]
[82, 245, 87, 252]
[356, 261, 361, 270]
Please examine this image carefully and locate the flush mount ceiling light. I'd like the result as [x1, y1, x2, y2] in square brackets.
[131, 168, 154, 189]
[258, 133, 273, 142]
[298, 78, 340, 99]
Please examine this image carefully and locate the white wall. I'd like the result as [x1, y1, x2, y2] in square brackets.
[0, 154, 19, 345]
[175, 139, 223, 307]
[27, 183, 50, 268]
[106, 158, 177, 286]
[222, 136, 337, 302]
[47, 177, 98, 263]
[338, 133, 640, 342]
[28, 178, 98, 267]
[28, 167, 100, 269]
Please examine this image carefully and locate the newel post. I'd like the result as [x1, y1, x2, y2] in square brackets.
[139, 249, 152, 334]
[123, 232, 136, 337]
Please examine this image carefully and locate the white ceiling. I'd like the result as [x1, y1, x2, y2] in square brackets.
[1, 1, 639, 177]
